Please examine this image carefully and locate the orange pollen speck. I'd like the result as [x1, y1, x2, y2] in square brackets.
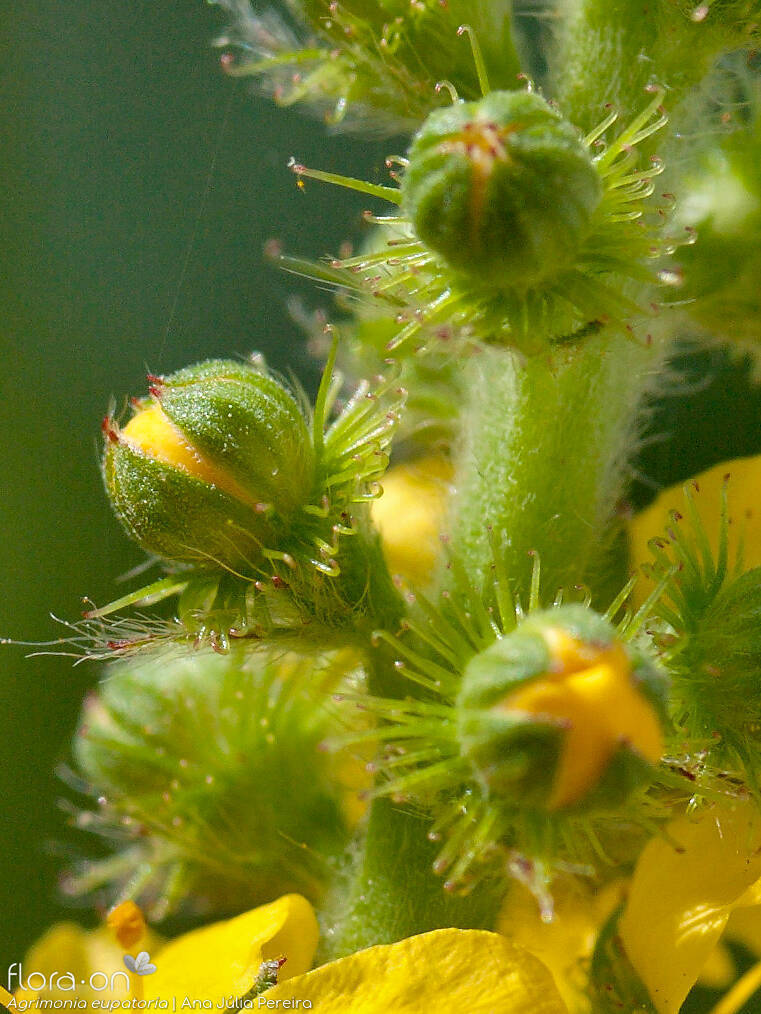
[107, 900, 146, 950]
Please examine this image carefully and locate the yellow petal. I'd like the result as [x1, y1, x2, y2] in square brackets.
[144, 895, 318, 1005]
[698, 941, 736, 990]
[123, 403, 215, 480]
[371, 456, 452, 587]
[498, 877, 624, 1013]
[629, 455, 761, 600]
[261, 928, 568, 1013]
[122, 402, 255, 507]
[619, 800, 761, 1014]
[504, 638, 662, 809]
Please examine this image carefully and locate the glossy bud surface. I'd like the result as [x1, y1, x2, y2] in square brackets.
[103, 359, 313, 570]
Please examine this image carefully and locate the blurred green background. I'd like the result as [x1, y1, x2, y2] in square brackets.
[3, 0, 761, 972]
[0, 0, 390, 963]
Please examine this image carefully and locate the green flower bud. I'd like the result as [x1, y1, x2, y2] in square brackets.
[103, 359, 313, 570]
[69, 647, 358, 919]
[457, 605, 668, 811]
[401, 91, 603, 288]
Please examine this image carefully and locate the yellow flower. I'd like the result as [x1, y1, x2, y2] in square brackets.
[629, 454, 761, 589]
[371, 455, 453, 587]
[261, 927, 569, 1013]
[10, 905, 567, 1013]
[619, 799, 761, 1014]
[8, 895, 317, 1011]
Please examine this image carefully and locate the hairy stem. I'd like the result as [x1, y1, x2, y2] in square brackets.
[320, 797, 502, 960]
[321, 610, 502, 958]
[554, 0, 760, 134]
[447, 332, 667, 604]
[324, 331, 668, 957]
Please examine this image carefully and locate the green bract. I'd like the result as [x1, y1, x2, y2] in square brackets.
[401, 91, 602, 287]
[156, 360, 313, 513]
[103, 359, 313, 571]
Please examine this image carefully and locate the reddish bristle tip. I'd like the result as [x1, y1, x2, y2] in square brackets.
[101, 417, 119, 443]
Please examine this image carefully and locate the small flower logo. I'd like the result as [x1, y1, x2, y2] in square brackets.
[123, 952, 157, 976]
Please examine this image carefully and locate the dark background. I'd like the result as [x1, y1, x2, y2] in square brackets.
[2, 0, 761, 970]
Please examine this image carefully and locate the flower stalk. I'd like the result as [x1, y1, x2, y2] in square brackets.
[321, 797, 503, 960]
[446, 332, 666, 603]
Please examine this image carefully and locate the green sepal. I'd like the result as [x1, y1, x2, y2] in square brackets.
[402, 91, 602, 287]
[104, 440, 275, 570]
[574, 745, 657, 814]
[459, 628, 551, 706]
[588, 904, 656, 1013]
[458, 604, 616, 711]
[458, 705, 565, 809]
[156, 359, 313, 515]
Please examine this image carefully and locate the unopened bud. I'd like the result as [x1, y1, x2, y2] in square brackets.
[458, 605, 667, 811]
[402, 91, 602, 288]
[103, 359, 313, 570]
